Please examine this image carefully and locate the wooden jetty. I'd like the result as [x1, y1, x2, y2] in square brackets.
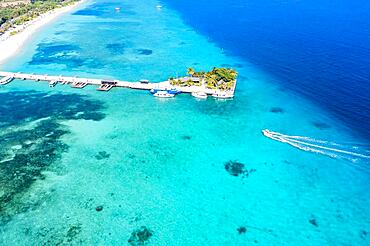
[0, 71, 236, 97]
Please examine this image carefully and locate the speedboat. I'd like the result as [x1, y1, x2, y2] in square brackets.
[212, 92, 234, 99]
[49, 80, 58, 87]
[156, 5, 162, 9]
[191, 91, 207, 99]
[262, 129, 272, 138]
[153, 91, 175, 98]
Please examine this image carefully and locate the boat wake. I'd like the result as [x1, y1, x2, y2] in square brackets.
[262, 129, 370, 164]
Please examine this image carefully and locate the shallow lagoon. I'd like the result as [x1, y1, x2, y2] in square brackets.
[1, 0, 369, 245]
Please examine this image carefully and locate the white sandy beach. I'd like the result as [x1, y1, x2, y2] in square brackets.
[0, 1, 83, 66]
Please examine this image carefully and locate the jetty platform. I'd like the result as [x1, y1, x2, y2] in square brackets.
[0, 71, 236, 96]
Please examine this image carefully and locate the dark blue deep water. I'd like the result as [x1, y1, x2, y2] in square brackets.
[163, 0, 370, 140]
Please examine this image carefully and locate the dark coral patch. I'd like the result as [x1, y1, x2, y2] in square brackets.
[28, 43, 82, 66]
[181, 135, 191, 140]
[269, 107, 284, 113]
[95, 151, 110, 160]
[309, 215, 319, 227]
[136, 49, 153, 55]
[95, 205, 103, 212]
[28, 42, 104, 69]
[66, 224, 82, 242]
[224, 161, 256, 178]
[34, 223, 82, 244]
[128, 226, 153, 246]
[312, 121, 331, 130]
[360, 230, 367, 239]
[225, 160, 246, 177]
[0, 90, 105, 224]
[237, 226, 247, 234]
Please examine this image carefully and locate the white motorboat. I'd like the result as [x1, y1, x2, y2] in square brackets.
[191, 91, 207, 99]
[262, 129, 271, 137]
[153, 91, 175, 98]
[212, 92, 234, 99]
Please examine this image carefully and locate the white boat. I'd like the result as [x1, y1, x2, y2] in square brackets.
[212, 92, 234, 99]
[153, 91, 175, 98]
[49, 80, 58, 87]
[262, 129, 273, 138]
[191, 91, 207, 99]
[156, 5, 162, 9]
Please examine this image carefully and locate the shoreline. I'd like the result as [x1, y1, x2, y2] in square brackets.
[0, 1, 83, 66]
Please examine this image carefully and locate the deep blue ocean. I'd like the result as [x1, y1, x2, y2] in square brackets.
[163, 0, 370, 141]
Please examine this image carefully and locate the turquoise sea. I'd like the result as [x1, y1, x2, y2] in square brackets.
[1, 0, 370, 245]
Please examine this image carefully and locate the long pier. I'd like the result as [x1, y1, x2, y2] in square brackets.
[0, 71, 235, 96]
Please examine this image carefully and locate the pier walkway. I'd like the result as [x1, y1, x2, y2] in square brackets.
[0, 71, 235, 96]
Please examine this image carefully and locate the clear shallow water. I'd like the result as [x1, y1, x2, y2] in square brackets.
[0, 0, 370, 245]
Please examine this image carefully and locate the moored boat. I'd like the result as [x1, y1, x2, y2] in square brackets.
[212, 92, 234, 99]
[153, 91, 175, 98]
[191, 91, 207, 99]
[150, 88, 181, 95]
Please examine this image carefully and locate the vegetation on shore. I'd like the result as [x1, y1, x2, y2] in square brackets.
[169, 67, 238, 91]
[0, 0, 78, 35]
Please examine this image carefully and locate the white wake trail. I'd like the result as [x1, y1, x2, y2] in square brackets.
[262, 129, 370, 161]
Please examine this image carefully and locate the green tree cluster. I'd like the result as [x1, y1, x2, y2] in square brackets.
[0, 0, 77, 34]
[170, 67, 237, 91]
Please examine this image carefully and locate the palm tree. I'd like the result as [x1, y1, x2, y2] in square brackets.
[187, 67, 195, 77]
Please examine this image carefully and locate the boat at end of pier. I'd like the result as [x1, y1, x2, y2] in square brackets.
[212, 92, 234, 99]
[191, 91, 208, 99]
[153, 91, 175, 98]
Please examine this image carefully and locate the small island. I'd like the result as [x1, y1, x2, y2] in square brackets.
[169, 67, 238, 91]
